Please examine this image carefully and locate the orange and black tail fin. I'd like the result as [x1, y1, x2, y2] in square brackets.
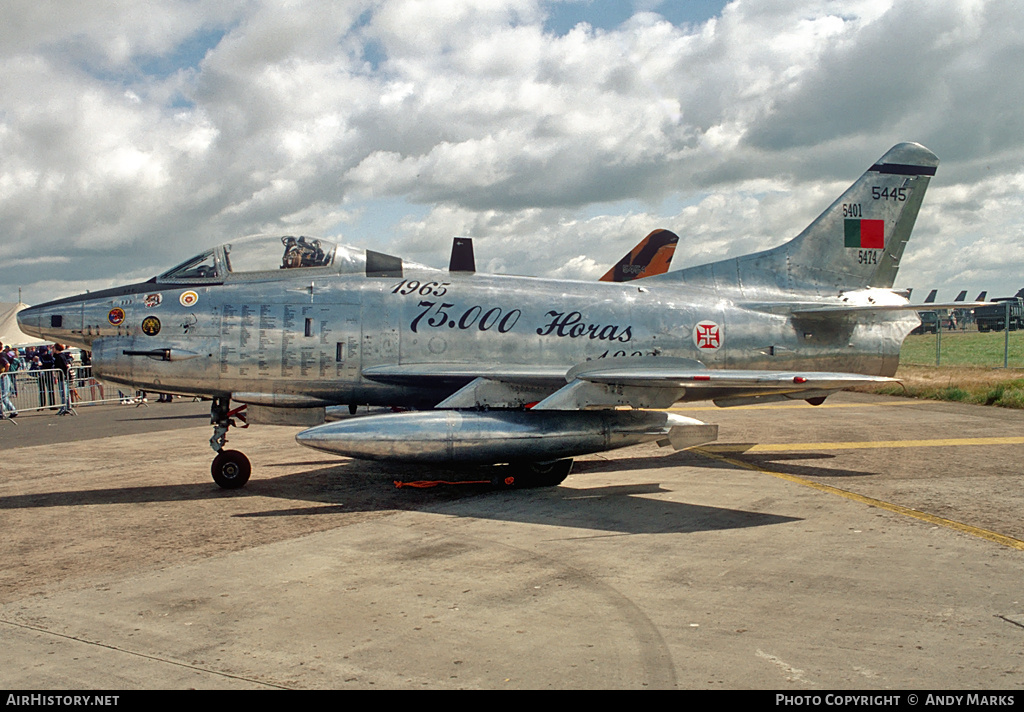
[600, 229, 679, 282]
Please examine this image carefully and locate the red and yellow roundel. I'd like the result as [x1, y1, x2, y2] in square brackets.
[108, 307, 126, 326]
[179, 290, 199, 307]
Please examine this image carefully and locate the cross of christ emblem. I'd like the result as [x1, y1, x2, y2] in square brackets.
[695, 322, 720, 349]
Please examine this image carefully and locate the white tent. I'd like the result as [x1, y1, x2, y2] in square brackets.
[0, 302, 48, 347]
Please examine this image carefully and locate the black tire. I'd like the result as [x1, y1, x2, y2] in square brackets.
[212, 449, 251, 489]
[494, 459, 574, 489]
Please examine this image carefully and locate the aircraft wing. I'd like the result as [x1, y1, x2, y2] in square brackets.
[366, 357, 896, 411]
[790, 301, 988, 315]
[531, 357, 895, 410]
[564, 359, 894, 389]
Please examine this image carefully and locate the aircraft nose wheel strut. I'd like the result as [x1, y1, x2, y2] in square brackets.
[209, 396, 251, 489]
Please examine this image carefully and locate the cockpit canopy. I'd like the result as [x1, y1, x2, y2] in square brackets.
[157, 236, 371, 282]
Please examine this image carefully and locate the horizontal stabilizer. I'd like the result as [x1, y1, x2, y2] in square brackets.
[791, 301, 989, 316]
[743, 288, 986, 317]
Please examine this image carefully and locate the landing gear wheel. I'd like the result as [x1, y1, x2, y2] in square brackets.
[494, 459, 574, 489]
[212, 449, 251, 489]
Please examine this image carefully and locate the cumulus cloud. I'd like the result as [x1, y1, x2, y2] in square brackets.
[1, 0, 1022, 304]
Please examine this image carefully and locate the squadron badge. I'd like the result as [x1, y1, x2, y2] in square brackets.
[107, 308, 126, 326]
[141, 316, 162, 336]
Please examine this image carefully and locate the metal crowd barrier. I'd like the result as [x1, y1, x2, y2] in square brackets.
[1, 365, 141, 416]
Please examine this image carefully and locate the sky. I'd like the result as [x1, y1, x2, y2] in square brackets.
[2, 0, 1023, 306]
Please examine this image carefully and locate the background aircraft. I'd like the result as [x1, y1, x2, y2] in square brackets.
[20, 142, 956, 490]
[451, 229, 679, 283]
[600, 229, 679, 282]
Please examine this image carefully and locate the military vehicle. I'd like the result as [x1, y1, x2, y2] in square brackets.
[975, 290, 1024, 332]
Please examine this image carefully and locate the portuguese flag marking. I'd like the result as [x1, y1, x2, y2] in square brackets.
[845, 218, 884, 249]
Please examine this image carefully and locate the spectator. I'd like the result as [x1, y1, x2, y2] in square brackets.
[54, 344, 74, 415]
[37, 345, 56, 408]
[0, 341, 17, 419]
[28, 354, 48, 408]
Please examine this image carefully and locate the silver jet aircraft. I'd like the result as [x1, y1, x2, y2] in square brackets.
[20, 142, 952, 490]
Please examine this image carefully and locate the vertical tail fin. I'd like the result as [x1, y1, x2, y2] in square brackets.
[924, 289, 937, 303]
[660, 143, 939, 295]
[600, 229, 679, 282]
[448, 237, 476, 272]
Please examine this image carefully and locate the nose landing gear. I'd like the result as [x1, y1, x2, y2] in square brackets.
[210, 396, 251, 489]
[212, 449, 251, 489]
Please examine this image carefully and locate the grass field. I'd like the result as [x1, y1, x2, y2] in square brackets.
[866, 330, 1024, 408]
[898, 330, 1024, 368]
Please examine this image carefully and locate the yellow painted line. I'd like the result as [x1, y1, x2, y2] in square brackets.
[692, 449, 1024, 551]
[702, 436, 1024, 453]
[669, 401, 919, 412]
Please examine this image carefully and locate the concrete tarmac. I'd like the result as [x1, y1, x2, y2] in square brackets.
[1, 393, 1023, 689]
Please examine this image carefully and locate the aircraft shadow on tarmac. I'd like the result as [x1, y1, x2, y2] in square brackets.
[714, 453, 879, 480]
[431, 482, 801, 535]
[240, 471, 801, 535]
[111, 413, 209, 423]
[0, 455, 800, 536]
[570, 446, 879, 480]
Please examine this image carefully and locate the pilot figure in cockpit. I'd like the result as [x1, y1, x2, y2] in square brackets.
[281, 236, 326, 268]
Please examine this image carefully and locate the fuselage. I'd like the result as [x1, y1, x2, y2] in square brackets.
[15, 143, 941, 487]
[17, 254, 913, 408]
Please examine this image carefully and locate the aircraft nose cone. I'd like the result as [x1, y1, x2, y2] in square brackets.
[16, 304, 43, 336]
